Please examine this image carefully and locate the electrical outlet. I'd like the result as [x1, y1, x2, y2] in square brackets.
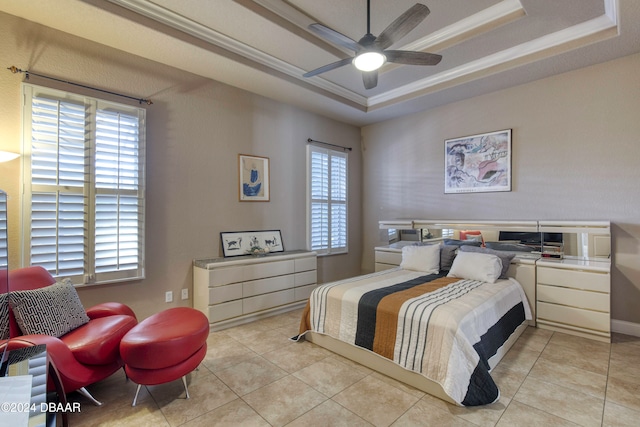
[165, 291, 173, 303]
[181, 288, 189, 300]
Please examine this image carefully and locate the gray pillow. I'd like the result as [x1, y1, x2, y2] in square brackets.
[9, 278, 89, 337]
[458, 245, 515, 279]
[440, 245, 458, 272]
[443, 239, 482, 247]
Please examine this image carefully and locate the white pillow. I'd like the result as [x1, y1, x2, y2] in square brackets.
[400, 244, 440, 274]
[447, 251, 503, 283]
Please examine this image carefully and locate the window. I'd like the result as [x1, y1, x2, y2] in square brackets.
[21, 84, 146, 285]
[307, 145, 347, 255]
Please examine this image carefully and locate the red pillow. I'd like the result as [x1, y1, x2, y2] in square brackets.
[460, 230, 484, 245]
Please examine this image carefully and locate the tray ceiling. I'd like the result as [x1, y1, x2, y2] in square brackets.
[1, 0, 639, 126]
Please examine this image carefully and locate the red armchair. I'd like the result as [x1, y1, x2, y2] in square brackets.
[3, 266, 138, 405]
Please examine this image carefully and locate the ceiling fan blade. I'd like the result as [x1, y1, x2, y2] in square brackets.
[362, 70, 378, 90]
[303, 57, 354, 78]
[308, 23, 362, 52]
[375, 4, 430, 50]
[384, 50, 442, 66]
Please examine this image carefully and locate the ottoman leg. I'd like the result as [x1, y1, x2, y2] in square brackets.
[182, 375, 190, 399]
[132, 384, 143, 407]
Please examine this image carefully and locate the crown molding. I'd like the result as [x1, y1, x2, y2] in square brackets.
[368, 0, 619, 110]
[108, 0, 619, 114]
[108, 0, 366, 105]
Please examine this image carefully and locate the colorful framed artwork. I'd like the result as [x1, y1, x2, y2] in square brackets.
[239, 154, 270, 202]
[220, 230, 284, 257]
[444, 129, 512, 194]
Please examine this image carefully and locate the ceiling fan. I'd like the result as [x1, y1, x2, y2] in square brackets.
[303, 1, 442, 90]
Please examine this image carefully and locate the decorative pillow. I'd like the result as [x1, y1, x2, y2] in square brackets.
[440, 244, 458, 272]
[460, 230, 484, 243]
[400, 244, 440, 274]
[447, 251, 502, 284]
[0, 293, 8, 340]
[9, 278, 89, 338]
[459, 245, 515, 279]
[443, 239, 482, 247]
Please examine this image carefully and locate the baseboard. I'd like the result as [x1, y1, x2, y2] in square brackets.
[611, 319, 640, 337]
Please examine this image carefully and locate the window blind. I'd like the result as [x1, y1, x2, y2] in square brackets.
[308, 145, 348, 254]
[23, 84, 145, 284]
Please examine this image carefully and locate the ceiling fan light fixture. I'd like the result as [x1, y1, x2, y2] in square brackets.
[353, 51, 386, 72]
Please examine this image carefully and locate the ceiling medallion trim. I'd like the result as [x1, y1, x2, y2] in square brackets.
[368, 0, 619, 110]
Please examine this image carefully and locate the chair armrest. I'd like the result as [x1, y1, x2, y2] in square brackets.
[7, 335, 81, 371]
[86, 302, 137, 320]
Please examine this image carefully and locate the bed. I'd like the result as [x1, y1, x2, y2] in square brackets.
[294, 244, 533, 406]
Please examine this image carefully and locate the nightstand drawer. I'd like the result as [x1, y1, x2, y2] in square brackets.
[537, 266, 609, 293]
[538, 284, 609, 312]
[375, 251, 402, 266]
[537, 301, 609, 332]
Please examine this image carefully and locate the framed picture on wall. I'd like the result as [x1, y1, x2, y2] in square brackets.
[220, 230, 284, 257]
[444, 129, 512, 194]
[239, 154, 270, 201]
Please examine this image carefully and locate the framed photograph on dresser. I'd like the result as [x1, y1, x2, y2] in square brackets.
[444, 129, 511, 194]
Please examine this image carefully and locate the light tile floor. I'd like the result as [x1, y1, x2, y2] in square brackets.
[66, 309, 640, 426]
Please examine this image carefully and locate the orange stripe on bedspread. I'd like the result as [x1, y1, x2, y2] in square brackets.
[373, 276, 461, 359]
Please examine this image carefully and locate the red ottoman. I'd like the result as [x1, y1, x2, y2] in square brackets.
[120, 307, 209, 406]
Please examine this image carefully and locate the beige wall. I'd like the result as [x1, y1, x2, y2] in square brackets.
[0, 12, 363, 319]
[361, 52, 640, 324]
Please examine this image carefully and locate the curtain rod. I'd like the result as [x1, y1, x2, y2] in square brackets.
[307, 138, 352, 152]
[7, 66, 153, 105]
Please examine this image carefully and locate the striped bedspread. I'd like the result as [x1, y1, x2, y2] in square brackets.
[297, 268, 532, 406]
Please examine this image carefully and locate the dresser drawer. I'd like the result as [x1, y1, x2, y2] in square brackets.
[537, 266, 609, 293]
[295, 270, 317, 287]
[243, 275, 295, 298]
[208, 300, 242, 323]
[210, 283, 242, 304]
[375, 250, 402, 266]
[295, 256, 316, 272]
[208, 266, 244, 287]
[537, 301, 610, 333]
[243, 289, 294, 313]
[537, 284, 609, 313]
[244, 260, 294, 281]
[294, 284, 317, 301]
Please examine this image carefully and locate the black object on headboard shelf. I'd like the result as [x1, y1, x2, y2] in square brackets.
[498, 231, 562, 244]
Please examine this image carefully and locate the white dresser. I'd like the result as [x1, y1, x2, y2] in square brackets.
[536, 258, 611, 342]
[193, 250, 317, 330]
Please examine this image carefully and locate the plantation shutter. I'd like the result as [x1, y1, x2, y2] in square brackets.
[308, 145, 348, 255]
[23, 84, 145, 284]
